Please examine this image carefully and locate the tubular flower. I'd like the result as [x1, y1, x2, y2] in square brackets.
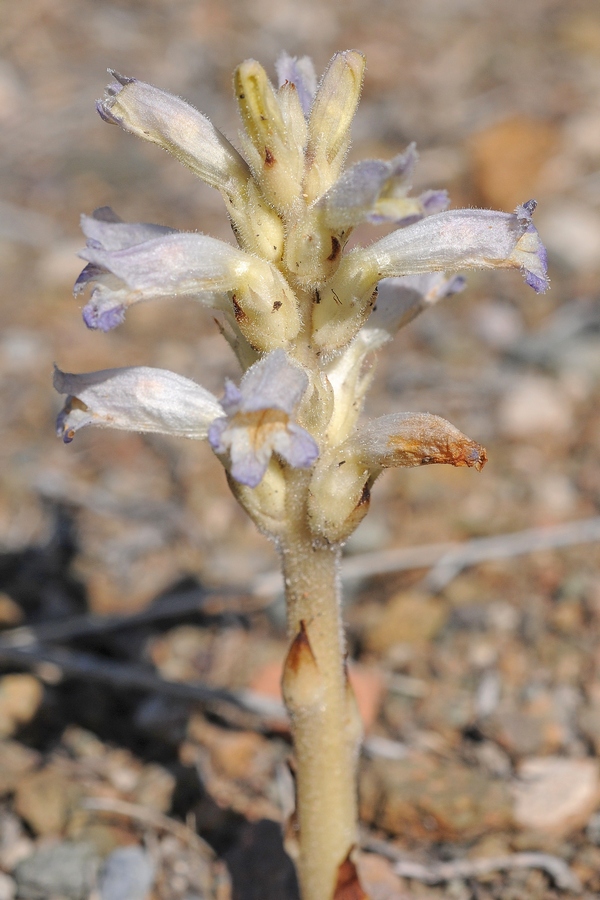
[57, 50, 548, 499]
[317, 143, 449, 229]
[309, 413, 488, 542]
[54, 365, 223, 442]
[208, 350, 319, 488]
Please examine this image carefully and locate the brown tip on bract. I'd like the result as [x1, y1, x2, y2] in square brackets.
[333, 850, 369, 900]
[285, 619, 316, 674]
[282, 620, 324, 711]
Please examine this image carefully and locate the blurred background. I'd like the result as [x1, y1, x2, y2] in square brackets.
[2, 1, 600, 897]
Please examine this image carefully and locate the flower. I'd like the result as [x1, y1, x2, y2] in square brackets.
[97, 71, 250, 191]
[55, 352, 317, 489]
[54, 365, 223, 443]
[208, 350, 319, 488]
[75, 208, 300, 351]
[57, 50, 548, 500]
[309, 412, 488, 542]
[312, 200, 549, 350]
[317, 143, 449, 228]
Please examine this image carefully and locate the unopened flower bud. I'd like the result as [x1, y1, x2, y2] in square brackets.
[304, 51, 366, 202]
[235, 60, 304, 211]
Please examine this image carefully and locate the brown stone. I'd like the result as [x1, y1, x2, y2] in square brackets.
[0, 740, 41, 794]
[14, 765, 81, 837]
[0, 675, 43, 739]
[133, 763, 176, 813]
[355, 852, 411, 900]
[187, 717, 272, 783]
[364, 592, 448, 653]
[360, 752, 512, 842]
[0, 592, 23, 626]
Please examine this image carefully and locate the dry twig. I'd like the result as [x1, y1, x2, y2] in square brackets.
[362, 839, 582, 893]
[0, 642, 286, 724]
[81, 796, 214, 858]
[252, 516, 600, 596]
[0, 587, 249, 647]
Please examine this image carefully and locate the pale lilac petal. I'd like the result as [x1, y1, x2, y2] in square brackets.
[230, 438, 272, 488]
[81, 207, 176, 251]
[320, 159, 391, 222]
[54, 365, 222, 443]
[77, 231, 254, 330]
[206, 416, 229, 454]
[420, 190, 450, 215]
[275, 53, 317, 117]
[208, 350, 318, 487]
[97, 71, 250, 190]
[358, 202, 549, 291]
[368, 272, 466, 337]
[208, 415, 272, 487]
[389, 143, 418, 179]
[318, 144, 448, 228]
[220, 380, 243, 414]
[83, 301, 126, 332]
[74, 262, 104, 297]
[514, 201, 549, 293]
[276, 422, 320, 469]
[238, 348, 308, 413]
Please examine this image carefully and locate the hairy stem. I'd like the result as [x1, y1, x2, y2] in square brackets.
[280, 470, 362, 900]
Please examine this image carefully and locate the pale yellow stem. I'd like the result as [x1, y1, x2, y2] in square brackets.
[280, 471, 362, 900]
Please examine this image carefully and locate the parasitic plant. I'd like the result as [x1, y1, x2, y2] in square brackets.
[55, 51, 548, 900]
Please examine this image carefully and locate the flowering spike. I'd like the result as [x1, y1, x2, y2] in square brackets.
[56, 51, 549, 900]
